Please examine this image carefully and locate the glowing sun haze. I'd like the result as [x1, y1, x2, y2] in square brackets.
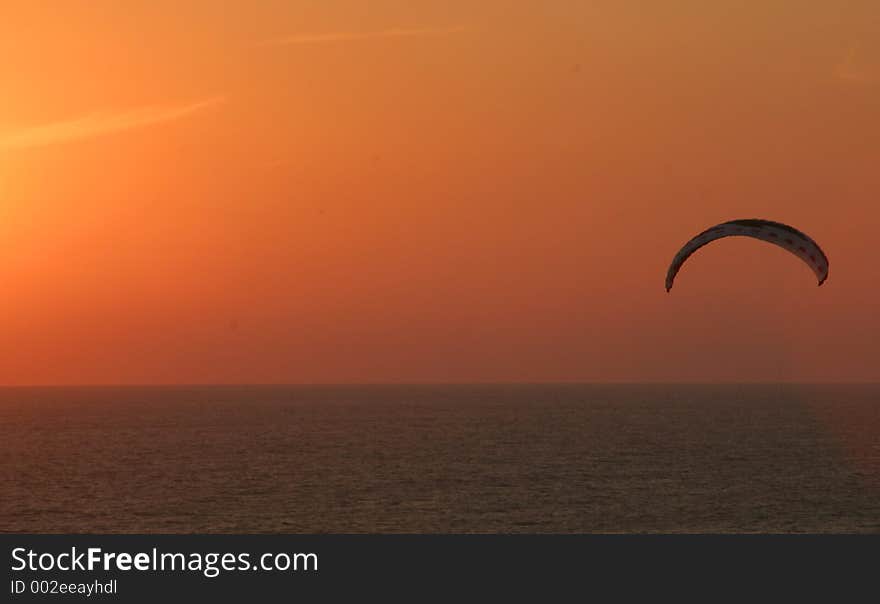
[0, 1, 878, 384]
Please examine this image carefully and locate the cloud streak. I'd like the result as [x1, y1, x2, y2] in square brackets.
[261, 25, 465, 47]
[0, 96, 224, 151]
[836, 43, 876, 83]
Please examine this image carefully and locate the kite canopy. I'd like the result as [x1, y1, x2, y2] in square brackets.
[665, 219, 829, 292]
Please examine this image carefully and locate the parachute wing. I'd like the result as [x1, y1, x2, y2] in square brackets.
[665, 219, 829, 292]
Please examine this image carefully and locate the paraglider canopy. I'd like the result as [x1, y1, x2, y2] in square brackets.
[665, 219, 829, 292]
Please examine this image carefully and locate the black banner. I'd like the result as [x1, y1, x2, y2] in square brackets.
[1, 535, 875, 601]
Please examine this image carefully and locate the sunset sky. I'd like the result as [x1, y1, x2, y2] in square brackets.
[0, 1, 877, 384]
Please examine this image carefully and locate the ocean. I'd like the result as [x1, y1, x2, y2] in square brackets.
[1, 384, 878, 533]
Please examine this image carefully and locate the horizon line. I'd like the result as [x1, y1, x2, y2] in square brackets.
[0, 381, 876, 389]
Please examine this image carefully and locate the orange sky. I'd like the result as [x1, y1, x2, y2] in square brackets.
[0, 1, 878, 384]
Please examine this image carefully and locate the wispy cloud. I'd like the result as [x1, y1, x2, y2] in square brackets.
[261, 25, 465, 47]
[836, 43, 876, 83]
[0, 96, 224, 151]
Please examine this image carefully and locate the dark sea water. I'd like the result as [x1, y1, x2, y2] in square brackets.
[1, 384, 878, 533]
